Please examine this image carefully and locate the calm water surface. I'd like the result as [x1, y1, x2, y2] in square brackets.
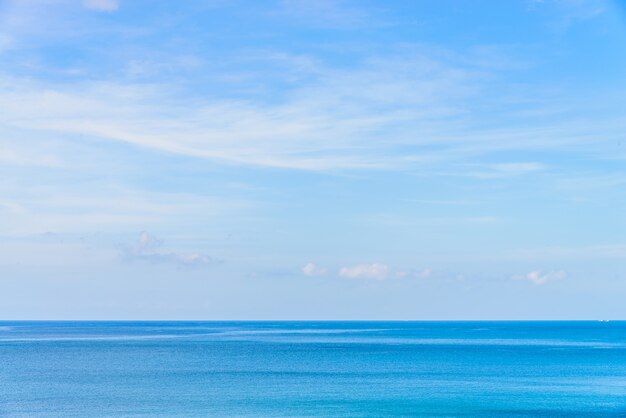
[1, 321, 625, 417]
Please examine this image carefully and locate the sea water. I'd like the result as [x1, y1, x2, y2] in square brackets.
[1, 321, 625, 417]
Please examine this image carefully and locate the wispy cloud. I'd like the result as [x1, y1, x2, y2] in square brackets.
[83, 0, 119, 12]
[502, 245, 626, 261]
[4, 38, 618, 172]
[122, 231, 213, 267]
[0, 180, 243, 235]
[273, 0, 372, 28]
[0, 51, 474, 170]
[359, 213, 501, 227]
[301, 262, 327, 277]
[513, 270, 567, 285]
[337, 264, 434, 280]
[464, 162, 545, 178]
[339, 263, 390, 280]
[546, 0, 607, 30]
[3, 63, 621, 173]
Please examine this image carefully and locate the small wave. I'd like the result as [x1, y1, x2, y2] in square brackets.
[216, 328, 386, 336]
[223, 336, 626, 348]
[0, 332, 217, 343]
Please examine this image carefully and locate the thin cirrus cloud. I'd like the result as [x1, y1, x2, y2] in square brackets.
[1, 0, 624, 176]
[122, 231, 213, 267]
[0, 53, 476, 171]
[3, 43, 621, 172]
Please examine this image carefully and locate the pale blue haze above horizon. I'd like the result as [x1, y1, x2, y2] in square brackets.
[0, 0, 625, 319]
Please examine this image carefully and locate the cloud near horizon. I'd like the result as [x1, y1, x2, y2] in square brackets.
[514, 270, 567, 285]
[339, 263, 390, 280]
[302, 262, 434, 281]
[301, 262, 327, 277]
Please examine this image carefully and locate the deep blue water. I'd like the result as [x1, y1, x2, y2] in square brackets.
[1, 321, 626, 417]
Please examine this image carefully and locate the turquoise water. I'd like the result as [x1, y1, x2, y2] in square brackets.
[1, 321, 625, 417]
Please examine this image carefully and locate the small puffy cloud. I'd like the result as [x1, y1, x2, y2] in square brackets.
[301, 262, 327, 277]
[83, 0, 119, 12]
[136, 230, 161, 252]
[123, 231, 212, 267]
[339, 263, 389, 280]
[514, 270, 566, 285]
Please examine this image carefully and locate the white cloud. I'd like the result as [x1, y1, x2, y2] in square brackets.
[135, 230, 161, 252]
[301, 262, 327, 276]
[514, 270, 566, 285]
[0, 51, 500, 171]
[123, 231, 213, 267]
[0, 1, 624, 173]
[339, 263, 389, 280]
[1, 43, 623, 172]
[83, 0, 119, 12]
[335, 264, 433, 280]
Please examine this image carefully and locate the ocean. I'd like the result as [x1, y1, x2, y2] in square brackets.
[1, 321, 625, 417]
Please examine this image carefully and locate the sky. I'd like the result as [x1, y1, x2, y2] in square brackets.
[1, 0, 625, 320]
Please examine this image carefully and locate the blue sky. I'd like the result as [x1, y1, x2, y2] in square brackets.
[1, 0, 625, 319]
